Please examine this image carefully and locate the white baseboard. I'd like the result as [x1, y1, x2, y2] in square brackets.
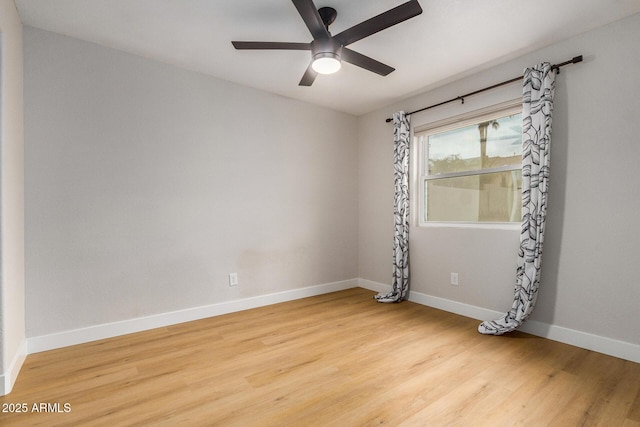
[407, 290, 504, 321]
[27, 278, 359, 354]
[24, 277, 640, 364]
[359, 279, 640, 364]
[1, 340, 27, 396]
[358, 278, 394, 294]
[518, 320, 640, 364]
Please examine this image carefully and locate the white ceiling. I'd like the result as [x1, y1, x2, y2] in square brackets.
[15, 0, 640, 116]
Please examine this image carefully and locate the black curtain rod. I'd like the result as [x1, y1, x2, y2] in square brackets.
[384, 55, 583, 123]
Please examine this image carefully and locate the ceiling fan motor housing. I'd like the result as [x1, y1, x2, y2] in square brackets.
[311, 38, 343, 62]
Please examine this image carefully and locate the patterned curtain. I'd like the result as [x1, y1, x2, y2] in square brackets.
[478, 63, 556, 334]
[376, 111, 411, 303]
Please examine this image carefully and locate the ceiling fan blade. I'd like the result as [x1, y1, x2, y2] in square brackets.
[342, 48, 395, 76]
[232, 41, 311, 50]
[334, 0, 423, 46]
[299, 63, 318, 86]
[292, 0, 330, 40]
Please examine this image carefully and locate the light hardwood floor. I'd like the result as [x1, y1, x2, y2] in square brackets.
[2, 288, 639, 426]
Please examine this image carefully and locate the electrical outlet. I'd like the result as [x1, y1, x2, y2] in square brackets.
[450, 273, 459, 286]
[229, 273, 238, 287]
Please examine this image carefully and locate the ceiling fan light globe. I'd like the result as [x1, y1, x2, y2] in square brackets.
[312, 53, 342, 74]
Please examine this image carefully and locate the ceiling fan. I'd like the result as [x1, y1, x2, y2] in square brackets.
[231, 0, 423, 86]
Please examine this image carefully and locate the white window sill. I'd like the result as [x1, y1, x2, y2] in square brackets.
[418, 221, 520, 231]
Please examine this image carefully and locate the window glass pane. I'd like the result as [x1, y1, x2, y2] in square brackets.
[425, 170, 522, 222]
[427, 113, 522, 175]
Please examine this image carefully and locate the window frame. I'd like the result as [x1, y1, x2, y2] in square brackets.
[414, 100, 523, 228]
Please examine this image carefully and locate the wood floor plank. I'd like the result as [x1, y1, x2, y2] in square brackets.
[1, 288, 638, 426]
[630, 387, 640, 422]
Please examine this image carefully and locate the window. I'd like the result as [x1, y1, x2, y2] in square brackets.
[416, 104, 522, 225]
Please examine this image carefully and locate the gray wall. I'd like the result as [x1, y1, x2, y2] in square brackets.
[24, 27, 359, 337]
[358, 13, 640, 345]
[22, 13, 640, 351]
[0, 0, 25, 390]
